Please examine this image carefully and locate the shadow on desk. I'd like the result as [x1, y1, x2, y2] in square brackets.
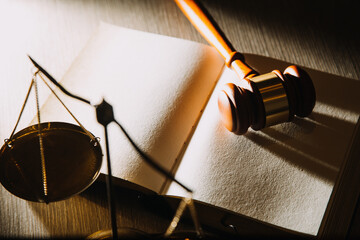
[241, 53, 360, 182]
[27, 175, 312, 239]
[203, 0, 360, 51]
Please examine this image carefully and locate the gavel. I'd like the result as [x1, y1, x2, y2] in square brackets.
[175, 0, 316, 135]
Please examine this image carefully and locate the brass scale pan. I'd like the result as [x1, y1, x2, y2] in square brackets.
[0, 122, 102, 203]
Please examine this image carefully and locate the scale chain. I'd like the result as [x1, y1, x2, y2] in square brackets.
[7, 79, 35, 141]
[37, 72, 96, 142]
[33, 73, 48, 199]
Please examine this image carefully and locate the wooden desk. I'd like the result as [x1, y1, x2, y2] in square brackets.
[0, 0, 359, 238]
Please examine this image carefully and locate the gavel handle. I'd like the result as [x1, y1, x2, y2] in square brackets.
[174, 0, 257, 79]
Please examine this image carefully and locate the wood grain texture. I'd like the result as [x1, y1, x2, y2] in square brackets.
[0, 0, 359, 238]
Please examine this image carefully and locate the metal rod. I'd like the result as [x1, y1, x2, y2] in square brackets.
[103, 126, 118, 240]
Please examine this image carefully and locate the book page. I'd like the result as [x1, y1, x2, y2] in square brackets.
[166, 54, 360, 235]
[36, 23, 224, 193]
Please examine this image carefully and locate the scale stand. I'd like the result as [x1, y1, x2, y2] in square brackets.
[94, 100, 118, 239]
[28, 56, 203, 239]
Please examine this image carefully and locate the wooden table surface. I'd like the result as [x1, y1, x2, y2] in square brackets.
[0, 0, 359, 238]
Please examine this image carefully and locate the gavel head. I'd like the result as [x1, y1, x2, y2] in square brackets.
[218, 65, 316, 135]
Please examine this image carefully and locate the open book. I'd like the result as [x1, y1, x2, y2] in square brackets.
[37, 23, 360, 236]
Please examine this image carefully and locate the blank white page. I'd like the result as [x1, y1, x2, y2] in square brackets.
[37, 23, 224, 192]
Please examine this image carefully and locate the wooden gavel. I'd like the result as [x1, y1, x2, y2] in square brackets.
[175, 0, 316, 134]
